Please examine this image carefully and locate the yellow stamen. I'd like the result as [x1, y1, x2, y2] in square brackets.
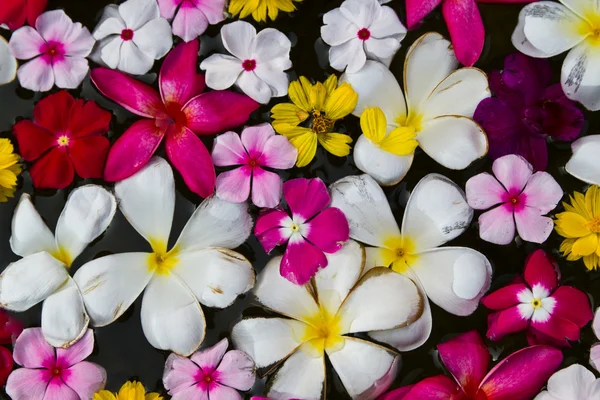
[51, 246, 72, 268]
[57, 136, 69, 146]
[299, 306, 344, 358]
[290, 223, 300, 232]
[380, 236, 418, 274]
[578, 12, 600, 47]
[531, 298, 542, 309]
[147, 238, 178, 275]
[311, 110, 335, 134]
[396, 111, 424, 133]
[587, 217, 600, 233]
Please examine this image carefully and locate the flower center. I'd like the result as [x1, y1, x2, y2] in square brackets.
[164, 102, 188, 128]
[50, 246, 72, 268]
[51, 368, 61, 377]
[357, 28, 371, 40]
[148, 239, 179, 275]
[311, 111, 335, 134]
[194, 368, 220, 390]
[588, 217, 600, 233]
[532, 298, 542, 309]
[300, 307, 344, 358]
[121, 28, 134, 41]
[290, 223, 300, 232]
[396, 112, 424, 133]
[57, 135, 69, 147]
[381, 236, 418, 274]
[40, 41, 65, 61]
[242, 59, 257, 71]
[579, 13, 600, 46]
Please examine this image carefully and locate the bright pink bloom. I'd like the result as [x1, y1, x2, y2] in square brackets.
[0, 310, 23, 345]
[91, 40, 259, 197]
[465, 154, 562, 245]
[378, 330, 562, 400]
[158, 0, 226, 42]
[254, 178, 350, 285]
[8, 10, 95, 92]
[0, 0, 46, 30]
[482, 249, 592, 346]
[212, 124, 297, 208]
[6, 328, 106, 400]
[0, 347, 13, 386]
[13, 91, 112, 189]
[163, 338, 255, 400]
[591, 309, 600, 372]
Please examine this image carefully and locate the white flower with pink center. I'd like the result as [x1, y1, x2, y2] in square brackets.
[8, 10, 95, 92]
[321, 0, 406, 73]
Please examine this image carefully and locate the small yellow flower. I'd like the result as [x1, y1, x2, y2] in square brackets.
[271, 75, 358, 167]
[229, 0, 302, 23]
[0, 138, 21, 202]
[93, 381, 163, 400]
[555, 185, 600, 270]
[360, 107, 418, 156]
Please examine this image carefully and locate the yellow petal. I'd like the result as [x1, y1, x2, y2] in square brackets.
[228, 0, 245, 16]
[118, 381, 146, 400]
[252, 4, 268, 22]
[93, 391, 117, 400]
[317, 132, 352, 157]
[555, 211, 591, 238]
[324, 74, 338, 96]
[572, 233, 598, 256]
[379, 126, 419, 156]
[145, 394, 163, 400]
[586, 185, 600, 218]
[288, 79, 311, 112]
[584, 253, 600, 270]
[286, 127, 317, 167]
[571, 192, 591, 219]
[360, 107, 387, 144]
[310, 82, 327, 112]
[323, 83, 358, 120]
[559, 238, 576, 255]
[271, 103, 309, 127]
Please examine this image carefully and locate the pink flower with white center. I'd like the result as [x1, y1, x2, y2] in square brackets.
[254, 178, 350, 285]
[8, 10, 95, 92]
[212, 124, 298, 208]
[163, 338, 255, 400]
[158, 0, 226, 42]
[466, 154, 563, 245]
[6, 328, 106, 400]
[482, 249, 593, 346]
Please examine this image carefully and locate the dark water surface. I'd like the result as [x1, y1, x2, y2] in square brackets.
[1, 1, 600, 399]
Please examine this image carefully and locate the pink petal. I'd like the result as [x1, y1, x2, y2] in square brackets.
[158, 0, 182, 19]
[258, 134, 297, 170]
[13, 328, 55, 369]
[35, 10, 70, 42]
[523, 250, 558, 293]
[550, 286, 593, 327]
[514, 207, 554, 244]
[441, 0, 484, 66]
[172, 3, 208, 42]
[531, 315, 581, 342]
[478, 205, 516, 245]
[254, 209, 292, 253]
[17, 57, 54, 92]
[163, 353, 201, 394]
[52, 57, 89, 89]
[91, 68, 166, 118]
[55, 329, 94, 369]
[280, 235, 328, 285]
[378, 385, 415, 400]
[165, 125, 216, 198]
[481, 283, 528, 311]
[60, 22, 94, 58]
[465, 172, 506, 210]
[492, 155, 533, 194]
[61, 362, 106, 399]
[215, 166, 251, 203]
[6, 369, 52, 400]
[183, 91, 259, 135]
[195, 0, 226, 24]
[405, 0, 442, 29]
[304, 208, 349, 253]
[521, 172, 563, 214]
[401, 375, 464, 400]
[479, 345, 562, 400]
[215, 349, 255, 391]
[212, 131, 248, 167]
[159, 40, 206, 106]
[240, 124, 273, 161]
[209, 382, 242, 400]
[104, 119, 166, 182]
[170, 384, 209, 400]
[591, 343, 600, 372]
[42, 376, 78, 400]
[251, 167, 282, 208]
[486, 306, 530, 342]
[191, 338, 228, 371]
[8, 26, 44, 59]
[283, 178, 331, 223]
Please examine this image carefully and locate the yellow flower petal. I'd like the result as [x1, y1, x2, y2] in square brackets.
[324, 74, 338, 96]
[271, 102, 309, 128]
[586, 185, 600, 218]
[93, 391, 117, 400]
[288, 79, 311, 112]
[360, 107, 387, 144]
[379, 126, 419, 156]
[555, 211, 591, 238]
[310, 82, 327, 112]
[584, 253, 600, 270]
[323, 83, 358, 120]
[571, 191, 591, 219]
[317, 132, 352, 157]
[252, 4, 268, 22]
[285, 127, 317, 167]
[572, 233, 598, 256]
[145, 394, 163, 400]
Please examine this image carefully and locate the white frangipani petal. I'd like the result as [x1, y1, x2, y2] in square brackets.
[566, 135, 600, 185]
[561, 41, 600, 111]
[10, 194, 56, 258]
[0, 36, 17, 85]
[535, 364, 599, 400]
[268, 348, 325, 400]
[353, 134, 414, 186]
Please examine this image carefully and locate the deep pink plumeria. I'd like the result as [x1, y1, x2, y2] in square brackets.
[254, 178, 349, 285]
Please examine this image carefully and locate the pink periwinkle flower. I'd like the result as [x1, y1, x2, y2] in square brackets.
[466, 154, 563, 245]
[212, 124, 298, 208]
[158, 0, 226, 42]
[8, 10, 95, 92]
[163, 338, 255, 400]
[6, 328, 106, 400]
[254, 178, 350, 285]
[482, 249, 592, 347]
[590, 309, 600, 372]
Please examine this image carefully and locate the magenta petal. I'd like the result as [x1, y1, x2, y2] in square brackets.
[405, 0, 442, 29]
[500, 52, 552, 101]
[378, 385, 415, 400]
[159, 40, 206, 106]
[43, 375, 78, 400]
[191, 338, 228, 371]
[61, 362, 106, 399]
[402, 375, 464, 400]
[241, 124, 273, 161]
[215, 166, 252, 204]
[6, 369, 52, 400]
[523, 250, 558, 293]
[13, 328, 55, 369]
[442, 0, 484, 66]
[550, 286, 593, 328]
[251, 167, 282, 209]
[531, 315, 581, 342]
[55, 330, 94, 369]
[481, 283, 528, 311]
[280, 236, 328, 285]
[255, 209, 292, 253]
[283, 178, 331, 222]
[486, 306, 530, 342]
[165, 126, 216, 198]
[215, 350, 256, 391]
[304, 208, 349, 253]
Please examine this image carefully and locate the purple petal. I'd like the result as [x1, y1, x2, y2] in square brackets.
[465, 172, 507, 210]
[191, 338, 228, 371]
[13, 328, 55, 369]
[540, 84, 584, 141]
[55, 329, 94, 369]
[501, 52, 552, 102]
[304, 208, 349, 253]
[159, 40, 206, 106]
[212, 131, 248, 167]
[6, 369, 52, 400]
[280, 235, 328, 285]
[241, 124, 273, 161]
[523, 250, 558, 293]
[251, 167, 282, 209]
[486, 307, 530, 342]
[215, 166, 251, 203]
[283, 178, 331, 222]
[478, 205, 516, 245]
[441, 0, 484, 66]
[259, 134, 297, 170]
[215, 349, 255, 391]
[61, 362, 106, 399]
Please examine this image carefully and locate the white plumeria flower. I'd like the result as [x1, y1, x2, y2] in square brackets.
[512, 1, 600, 111]
[329, 174, 492, 351]
[517, 284, 556, 323]
[232, 240, 423, 400]
[535, 364, 600, 400]
[0, 36, 16, 85]
[321, 0, 406, 73]
[200, 20, 292, 105]
[92, 0, 173, 75]
[565, 135, 600, 185]
[0, 186, 116, 348]
[74, 157, 255, 356]
[341, 32, 490, 186]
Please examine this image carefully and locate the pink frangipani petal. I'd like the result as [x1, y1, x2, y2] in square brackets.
[55, 329, 94, 369]
[159, 40, 206, 106]
[259, 135, 298, 170]
[520, 172, 563, 214]
[240, 124, 273, 161]
[401, 375, 463, 400]
[405, 0, 442, 29]
[172, 3, 209, 43]
[61, 362, 107, 400]
[163, 353, 201, 395]
[492, 155, 533, 194]
[191, 338, 229, 372]
[43, 375, 79, 400]
[478, 205, 515, 245]
[208, 382, 243, 400]
[8, 26, 44, 59]
[465, 172, 507, 211]
[442, 0, 485, 66]
[6, 369, 53, 400]
[212, 131, 248, 167]
[514, 208, 554, 244]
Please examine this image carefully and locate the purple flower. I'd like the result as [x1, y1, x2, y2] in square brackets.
[474, 52, 584, 171]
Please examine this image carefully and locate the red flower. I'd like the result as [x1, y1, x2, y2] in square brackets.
[0, 346, 12, 386]
[0, 310, 23, 346]
[13, 91, 112, 189]
[0, 0, 46, 30]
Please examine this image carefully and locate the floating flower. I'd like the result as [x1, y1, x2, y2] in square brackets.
[13, 91, 112, 190]
[200, 21, 291, 104]
[0, 310, 23, 345]
[0, 346, 12, 387]
[212, 124, 297, 208]
[565, 135, 600, 186]
[255, 177, 349, 285]
[534, 364, 600, 400]
[92, 40, 259, 197]
[0, 0, 46, 30]
[232, 240, 423, 399]
[270, 75, 357, 167]
[158, 0, 225, 42]
[92, 0, 172, 75]
[466, 154, 563, 245]
[163, 338, 255, 399]
[513, 0, 600, 110]
[591, 309, 600, 372]
[228, 0, 301, 23]
[474, 53, 583, 171]
[0, 138, 21, 202]
[74, 157, 254, 356]
[342, 33, 489, 186]
[482, 249, 592, 346]
[94, 381, 162, 400]
[380, 330, 562, 400]
[6, 328, 106, 400]
[321, 0, 406, 73]
[0, 37, 17, 85]
[0, 186, 116, 347]
[555, 185, 600, 270]
[330, 174, 492, 350]
[8, 10, 95, 92]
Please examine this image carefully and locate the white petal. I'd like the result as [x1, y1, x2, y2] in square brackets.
[254, 66, 289, 98]
[330, 174, 401, 248]
[236, 70, 273, 104]
[97, 36, 123, 70]
[10, 194, 56, 258]
[93, 14, 125, 40]
[566, 135, 600, 185]
[561, 42, 600, 111]
[173, 248, 254, 308]
[17, 57, 54, 92]
[0, 253, 69, 312]
[353, 134, 414, 186]
[200, 54, 243, 90]
[118, 40, 154, 75]
[119, 0, 160, 31]
[339, 0, 379, 28]
[561, 0, 600, 16]
[141, 274, 205, 356]
[55, 185, 116, 263]
[321, 8, 358, 47]
[329, 39, 367, 73]
[268, 349, 325, 400]
[546, 364, 596, 399]
[74, 253, 154, 326]
[364, 37, 400, 62]
[369, 5, 406, 39]
[512, 8, 554, 58]
[115, 157, 175, 251]
[221, 20, 256, 61]
[254, 28, 292, 65]
[0, 36, 16, 85]
[133, 18, 173, 60]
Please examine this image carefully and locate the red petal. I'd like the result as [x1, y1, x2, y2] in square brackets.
[0, 346, 13, 386]
[0, 0, 26, 28]
[405, 0, 442, 29]
[531, 314, 581, 342]
[486, 307, 530, 342]
[523, 249, 559, 293]
[33, 91, 74, 135]
[69, 136, 110, 179]
[68, 99, 112, 138]
[0, 310, 23, 345]
[551, 286, 593, 327]
[30, 147, 74, 189]
[26, 0, 47, 26]
[13, 120, 56, 161]
[159, 40, 206, 106]
[442, 0, 485, 66]
[481, 283, 527, 311]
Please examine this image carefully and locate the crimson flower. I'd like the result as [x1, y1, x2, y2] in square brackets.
[0, 310, 23, 346]
[0, 0, 46, 30]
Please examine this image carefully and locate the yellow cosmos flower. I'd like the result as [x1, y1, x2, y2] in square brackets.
[0, 138, 21, 202]
[229, 0, 302, 23]
[555, 185, 600, 270]
[93, 381, 163, 400]
[360, 107, 418, 156]
[271, 75, 358, 167]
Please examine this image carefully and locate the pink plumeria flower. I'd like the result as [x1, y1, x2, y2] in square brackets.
[6, 328, 106, 400]
[482, 249, 592, 347]
[590, 308, 600, 372]
[212, 124, 297, 208]
[158, 0, 225, 42]
[8, 10, 94, 91]
[163, 338, 255, 399]
[466, 154, 563, 245]
[254, 178, 350, 285]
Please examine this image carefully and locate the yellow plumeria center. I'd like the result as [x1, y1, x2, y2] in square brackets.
[587, 217, 600, 233]
[396, 111, 424, 133]
[579, 12, 600, 46]
[311, 110, 335, 134]
[51, 246, 72, 268]
[300, 306, 344, 358]
[148, 239, 178, 276]
[532, 298, 542, 309]
[381, 236, 418, 274]
[57, 136, 69, 147]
